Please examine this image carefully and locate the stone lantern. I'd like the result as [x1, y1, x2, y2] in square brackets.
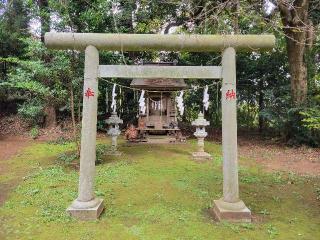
[106, 112, 123, 155]
[191, 112, 211, 161]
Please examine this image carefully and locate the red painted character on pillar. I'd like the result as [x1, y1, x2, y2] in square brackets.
[85, 88, 95, 99]
[225, 89, 236, 100]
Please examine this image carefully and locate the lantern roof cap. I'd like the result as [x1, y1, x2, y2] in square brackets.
[106, 112, 123, 125]
[192, 112, 210, 126]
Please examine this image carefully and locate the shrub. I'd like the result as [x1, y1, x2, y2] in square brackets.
[30, 126, 39, 139]
[300, 107, 320, 131]
[260, 105, 320, 147]
[96, 144, 108, 165]
[18, 99, 44, 126]
[56, 152, 78, 165]
[56, 144, 108, 166]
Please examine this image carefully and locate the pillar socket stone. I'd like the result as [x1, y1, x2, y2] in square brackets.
[67, 198, 104, 221]
[210, 199, 251, 223]
[191, 112, 211, 162]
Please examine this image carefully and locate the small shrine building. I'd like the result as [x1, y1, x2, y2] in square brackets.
[130, 62, 186, 135]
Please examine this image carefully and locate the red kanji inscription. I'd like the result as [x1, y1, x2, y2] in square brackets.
[226, 89, 236, 100]
[85, 88, 95, 99]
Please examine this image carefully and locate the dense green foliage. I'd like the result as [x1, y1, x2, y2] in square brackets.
[0, 0, 319, 145]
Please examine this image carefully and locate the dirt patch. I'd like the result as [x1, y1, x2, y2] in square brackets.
[238, 136, 320, 176]
[0, 135, 32, 205]
[0, 135, 30, 161]
[0, 179, 21, 207]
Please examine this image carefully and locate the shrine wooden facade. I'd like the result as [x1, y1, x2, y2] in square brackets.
[130, 63, 186, 133]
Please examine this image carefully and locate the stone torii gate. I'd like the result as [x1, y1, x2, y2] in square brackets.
[45, 33, 275, 222]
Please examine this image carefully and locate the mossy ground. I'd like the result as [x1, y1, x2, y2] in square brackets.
[0, 138, 319, 240]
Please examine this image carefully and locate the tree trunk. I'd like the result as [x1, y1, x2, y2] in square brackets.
[69, 50, 81, 156]
[278, 0, 312, 105]
[286, 34, 308, 105]
[38, 0, 50, 43]
[69, 79, 80, 156]
[70, 81, 76, 137]
[258, 79, 264, 133]
[44, 105, 56, 127]
[232, 0, 240, 34]
[78, 96, 81, 123]
[38, 0, 53, 127]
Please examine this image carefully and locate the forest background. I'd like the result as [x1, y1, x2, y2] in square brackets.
[0, 0, 319, 146]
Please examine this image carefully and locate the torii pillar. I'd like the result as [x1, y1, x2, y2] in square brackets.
[45, 33, 275, 221]
[210, 47, 251, 222]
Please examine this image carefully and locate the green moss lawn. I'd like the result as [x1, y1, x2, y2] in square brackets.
[0, 138, 319, 240]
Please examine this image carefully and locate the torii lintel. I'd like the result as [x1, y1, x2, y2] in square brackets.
[45, 33, 275, 52]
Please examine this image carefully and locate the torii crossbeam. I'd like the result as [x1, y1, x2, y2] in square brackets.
[45, 33, 275, 222]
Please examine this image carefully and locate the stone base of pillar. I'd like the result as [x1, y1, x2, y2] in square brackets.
[67, 198, 104, 220]
[192, 151, 212, 162]
[210, 199, 251, 222]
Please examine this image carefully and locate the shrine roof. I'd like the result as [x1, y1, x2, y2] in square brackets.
[130, 78, 187, 90]
[130, 62, 187, 90]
